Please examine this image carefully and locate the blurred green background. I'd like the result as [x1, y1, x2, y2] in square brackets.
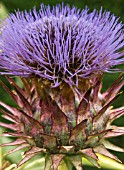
[0, 0, 124, 170]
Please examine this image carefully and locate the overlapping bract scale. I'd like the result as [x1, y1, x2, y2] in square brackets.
[0, 74, 124, 169]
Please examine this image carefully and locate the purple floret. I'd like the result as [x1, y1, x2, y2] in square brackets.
[0, 4, 124, 87]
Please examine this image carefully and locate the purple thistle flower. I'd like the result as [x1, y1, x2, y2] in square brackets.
[0, 4, 124, 88]
[0, 4, 124, 169]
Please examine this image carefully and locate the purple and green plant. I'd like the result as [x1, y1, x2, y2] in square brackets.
[0, 3, 124, 170]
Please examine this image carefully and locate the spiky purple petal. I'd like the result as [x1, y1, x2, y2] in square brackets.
[0, 4, 124, 87]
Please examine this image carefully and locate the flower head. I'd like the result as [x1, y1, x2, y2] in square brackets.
[0, 4, 124, 169]
[0, 4, 124, 88]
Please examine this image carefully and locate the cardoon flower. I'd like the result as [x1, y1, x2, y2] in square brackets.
[0, 4, 124, 170]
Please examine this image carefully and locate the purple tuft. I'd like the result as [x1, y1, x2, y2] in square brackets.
[0, 4, 124, 87]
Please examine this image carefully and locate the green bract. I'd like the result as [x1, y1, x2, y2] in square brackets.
[0, 74, 124, 170]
